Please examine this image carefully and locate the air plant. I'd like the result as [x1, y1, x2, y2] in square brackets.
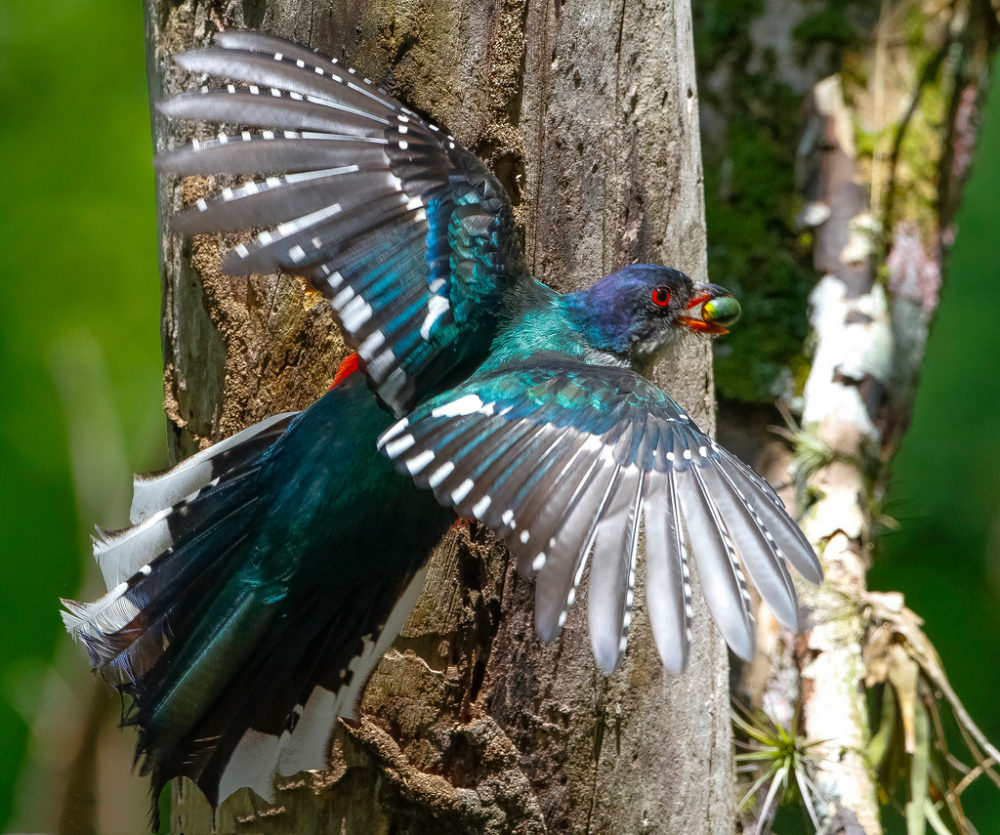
[733, 701, 824, 834]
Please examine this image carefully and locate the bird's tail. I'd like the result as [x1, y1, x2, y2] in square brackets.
[61, 398, 429, 810]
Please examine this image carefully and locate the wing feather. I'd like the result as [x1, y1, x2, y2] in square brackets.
[588, 466, 644, 672]
[642, 475, 691, 673]
[713, 447, 821, 583]
[674, 461, 755, 661]
[159, 32, 529, 415]
[175, 49, 398, 118]
[380, 359, 821, 670]
[214, 30, 405, 112]
[158, 90, 391, 136]
[171, 171, 397, 234]
[535, 461, 621, 643]
[698, 462, 800, 630]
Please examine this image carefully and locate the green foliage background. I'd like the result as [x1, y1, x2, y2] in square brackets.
[0, 1, 164, 829]
[0, 2, 997, 831]
[867, 73, 1000, 830]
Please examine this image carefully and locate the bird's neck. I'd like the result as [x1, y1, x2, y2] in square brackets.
[483, 279, 631, 372]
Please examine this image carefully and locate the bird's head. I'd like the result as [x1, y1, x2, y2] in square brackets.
[564, 264, 740, 370]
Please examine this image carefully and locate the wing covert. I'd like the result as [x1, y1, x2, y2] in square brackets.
[157, 31, 529, 414]
[378, 359, 822, 672]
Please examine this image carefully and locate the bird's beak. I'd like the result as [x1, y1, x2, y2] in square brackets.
[678, 284, 741, 335]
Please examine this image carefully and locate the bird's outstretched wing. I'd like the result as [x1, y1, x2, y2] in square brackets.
[378, 358, 821, 673]
[158, 31, 529, 415]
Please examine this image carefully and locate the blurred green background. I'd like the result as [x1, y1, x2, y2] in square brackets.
[867, 67, 1000, 827]
[0, 2, 998, 832]
[0, 1, 164, 831]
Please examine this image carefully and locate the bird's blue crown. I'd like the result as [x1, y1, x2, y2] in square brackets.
[563, 264, 694, 357]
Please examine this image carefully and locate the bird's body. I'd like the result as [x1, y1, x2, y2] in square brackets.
[62, 30, 820, 811]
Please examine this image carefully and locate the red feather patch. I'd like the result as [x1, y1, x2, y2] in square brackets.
[330, 353, 360, 389]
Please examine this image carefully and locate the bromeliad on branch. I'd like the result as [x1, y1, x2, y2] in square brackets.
[61, 31, 821, 812]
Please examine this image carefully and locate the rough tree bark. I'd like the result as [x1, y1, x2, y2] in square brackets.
[696, 1, 999, 832]
[145, 1, 734, 833]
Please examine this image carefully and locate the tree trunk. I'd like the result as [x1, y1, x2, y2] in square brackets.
[696, 1, 999, 832]
[144, 1, 734, 833]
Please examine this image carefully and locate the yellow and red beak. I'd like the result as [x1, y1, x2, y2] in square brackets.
[678, 285, 741, 335]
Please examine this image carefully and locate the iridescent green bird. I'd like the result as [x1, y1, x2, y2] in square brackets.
[62, 31, 820, 810]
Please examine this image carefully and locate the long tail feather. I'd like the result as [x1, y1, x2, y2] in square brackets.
[62, 380, 451, 811]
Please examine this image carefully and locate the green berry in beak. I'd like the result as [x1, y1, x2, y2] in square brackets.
[702, 294, 741, 329]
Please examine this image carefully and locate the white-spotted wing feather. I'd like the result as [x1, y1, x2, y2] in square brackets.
[587, 466, 644, 672]
[378, 357, 820, 672]
[642, 476, 690, 673]
[673, 460, 756, 661]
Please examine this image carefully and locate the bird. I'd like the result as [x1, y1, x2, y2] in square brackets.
[61, 30, 821, 812]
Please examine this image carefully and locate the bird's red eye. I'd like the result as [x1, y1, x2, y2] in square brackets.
[651, 287, 672, 307]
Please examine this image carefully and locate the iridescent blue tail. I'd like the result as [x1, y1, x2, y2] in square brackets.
[62, 380, 447, 811]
